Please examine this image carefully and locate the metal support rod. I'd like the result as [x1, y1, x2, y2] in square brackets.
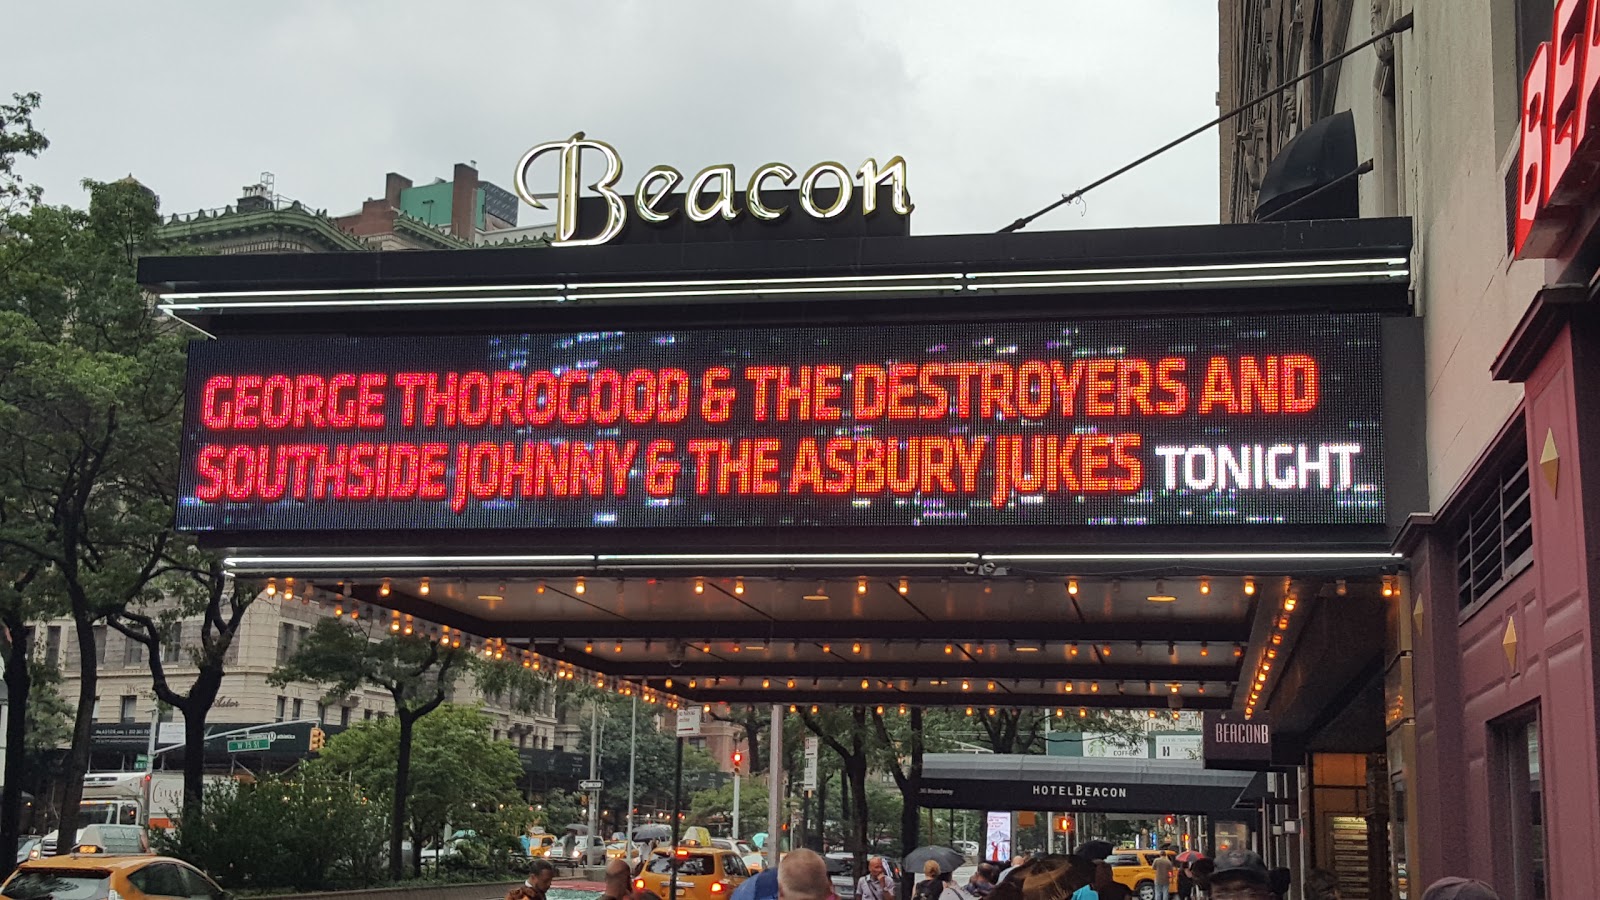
[767, 704, 783, 865]
[671, 736, 683, 900]
[588, 702, 601, 859]
[626, 693, 638, 866]
[732, 764, 741, 842]
[996, 13, 1414, 234]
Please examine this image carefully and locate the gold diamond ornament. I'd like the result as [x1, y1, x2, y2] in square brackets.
[1540, 429, 1560, 495]
[1503, 616, 1519, 670]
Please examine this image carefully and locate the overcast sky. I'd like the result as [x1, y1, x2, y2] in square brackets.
[5, 2, 1219, 237]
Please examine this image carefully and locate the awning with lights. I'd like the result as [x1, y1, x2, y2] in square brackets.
[141, 216, 1415, 733]
[917, 753, 1266, 814]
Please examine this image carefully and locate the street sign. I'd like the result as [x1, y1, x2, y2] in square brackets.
[802, 736, 819, 791]
[227, 737, 271, 753]
[134, 754, 150, 770]
[580, 780, 604, 790]
[676, 708, 702, 738]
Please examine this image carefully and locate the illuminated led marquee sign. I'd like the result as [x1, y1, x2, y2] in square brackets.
[513, 133, 912, 246]
[174, 313, 1385, 532]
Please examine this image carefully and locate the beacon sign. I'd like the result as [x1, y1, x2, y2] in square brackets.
[173, 312, 1386, 533]
[513, 133, 912, 247]
[1515, 0, 1600, 257]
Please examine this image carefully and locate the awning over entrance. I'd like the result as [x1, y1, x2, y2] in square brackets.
[140, 216, 1416, 722]
[918, 753, 1264, 814]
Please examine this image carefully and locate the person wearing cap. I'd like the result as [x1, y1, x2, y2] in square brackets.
[1420, 878, 1499, 900]
[1205, 849, 1272, 900]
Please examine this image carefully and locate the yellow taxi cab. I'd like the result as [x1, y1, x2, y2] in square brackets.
[1, 853, 228, 900]
[526, 833, 557, 858]
[607, 840, 631, 860]
[633, 847, 751, 900]
[1106, 849, 1175, 900]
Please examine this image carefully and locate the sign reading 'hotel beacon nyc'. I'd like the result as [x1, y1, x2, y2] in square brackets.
[513, 133, 912, 246]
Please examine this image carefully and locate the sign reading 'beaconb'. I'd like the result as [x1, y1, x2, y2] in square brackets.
[1202, 710, 1273, 771]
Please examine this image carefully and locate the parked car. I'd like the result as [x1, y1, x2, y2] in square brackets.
[560, 834, 607, 866]
[953, 841, 980, 860]
[2, 853, 228, 900]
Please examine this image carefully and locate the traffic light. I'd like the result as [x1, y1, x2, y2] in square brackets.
[731, 751, 743, 774]
[1163, 815, 1175, 826]
[309, 726, 326, 752]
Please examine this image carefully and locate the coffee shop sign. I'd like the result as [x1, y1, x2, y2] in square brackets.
[514, 133, 912, 247]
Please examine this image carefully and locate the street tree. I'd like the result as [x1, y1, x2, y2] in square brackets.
[311, 703, 523, 877]
[800, 706, 871, 871]
[108, 559, 255, 824]
[578, 695, 717, 827]
[0, 174, 189, 855]
[271, 617, 466, 880]
[869, 707, 925, 885]
[0, 92, 46, 213]
[706, 704, 767, 775]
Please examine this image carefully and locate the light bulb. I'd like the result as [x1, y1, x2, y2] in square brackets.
[734, 578, 744, 595]
[897, 578, 909, 595]
[1067, 578, 1079, 596]
[266, 578, 277, 597]
[575, 577, 586, 595]
[694, 578, 705, 595]
[418, 577, 429, 596]
[857, 577, 868, 595]
[1199, 577, 1210, 595]
[1243, 577, 1256, 596]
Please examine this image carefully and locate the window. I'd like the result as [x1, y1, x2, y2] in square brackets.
[1493, 708, 1548, 900]
[129, 863, 192, 898]
[364, 709, 373, 721]
[340, 706, 351, 727]
[316, 702, 327, 724]
[223, 634, 240, 667]
[1456, 439, 1534, 609]
[292, 698, 303, 721]
[277, 623, 296, 665]
[124, 633, 145, 667]
[275, 696, 286, 722]
[92, 624, 106, 664]
[157, 706, 173, 724]
[163, 622, 184, 664]
[119, 695, 138, 724]
[44, 626, 61, 668]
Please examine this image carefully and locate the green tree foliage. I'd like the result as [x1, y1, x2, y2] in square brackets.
[271, 617, 465, 880]
[156, 776, 387, 891]
[310, 704, 524, 870]
[0, 172, 190, 857]
[685, 780, 782, 834]
[0, 92, 47, 212]
[575, 696, 718, 827]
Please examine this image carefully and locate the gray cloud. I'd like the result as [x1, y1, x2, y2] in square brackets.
[5, 0, 1218, 235]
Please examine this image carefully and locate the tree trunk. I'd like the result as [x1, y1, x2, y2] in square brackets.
[847, 756, 868, 874]
[178, 662, 222, 824]
[54, 607, 98, 856]
[1, 615, 32, 879]
[900, 708, 923, 860]
[743, 718, 763, 776]
[391, 712, 415, 881]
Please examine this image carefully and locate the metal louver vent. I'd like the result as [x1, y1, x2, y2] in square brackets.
[1456, 448, 1533, 609]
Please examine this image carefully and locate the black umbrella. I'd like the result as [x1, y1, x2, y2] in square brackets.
[1073, 840, 1114, 863]
[1253, 109, 1359, 222]
[633, 824, 672, 841]
[904, 846, 965, 874]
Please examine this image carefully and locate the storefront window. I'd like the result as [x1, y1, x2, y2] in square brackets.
[1214, 821, 1250, 855]
[1493, 709, 1547, 900]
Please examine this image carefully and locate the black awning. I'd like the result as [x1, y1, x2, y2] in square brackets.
[1254, 110, 1359, 221]
[917, 754, 1263, 815]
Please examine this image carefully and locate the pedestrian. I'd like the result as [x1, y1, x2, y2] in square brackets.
[508, 859, 556, 900]
[1420, 878, 1500, 900]
[937, 869, 967, 900]
[1176, 861, 1194, 900]
[859, 856, 896, 900]
[601, 859, 634, 900]
[778, 849, 833, 900]
[965, 862, 997, 898]
[1267, 868, 1291, 900]
[1188, 859, 1215, 899]
[1303, 868, 1340, 900]
[916, 861, 944, 900]
[1202, 849, 1271, 900]
[1090, 862, 1132, 900]
[1152, 853, 1174, 900]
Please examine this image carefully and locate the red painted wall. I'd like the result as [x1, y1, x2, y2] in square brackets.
[1413, 325, 1600, 895]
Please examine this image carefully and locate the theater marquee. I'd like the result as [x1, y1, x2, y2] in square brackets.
[175, 312, 1384, 532]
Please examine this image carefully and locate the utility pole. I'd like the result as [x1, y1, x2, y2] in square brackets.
[626, 693, 638, 866]
[587, 701, 601, 860]
[732, 750, 742, 841]
[766, 705, 782, 864]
